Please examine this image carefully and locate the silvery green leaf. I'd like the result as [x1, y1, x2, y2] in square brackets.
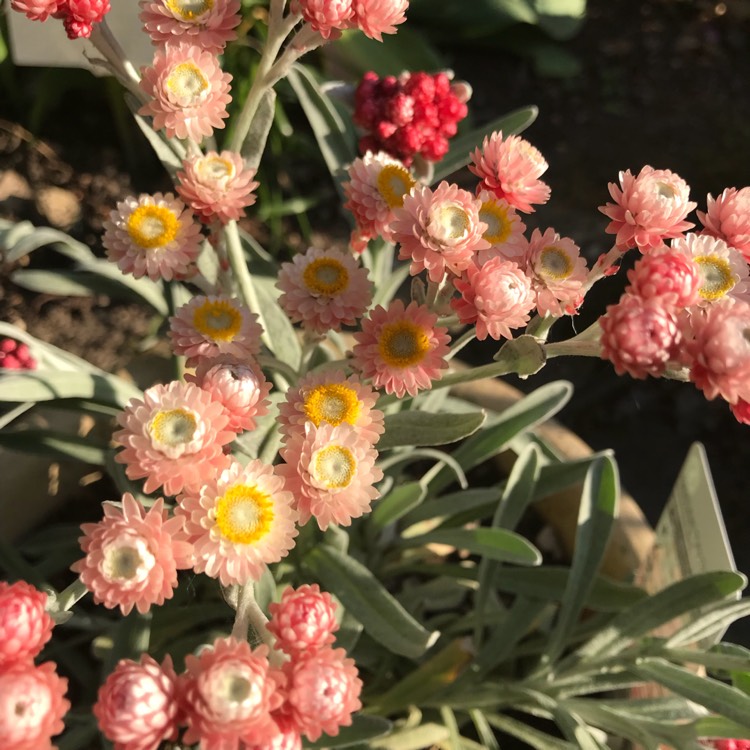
[380, 410, 485, 450]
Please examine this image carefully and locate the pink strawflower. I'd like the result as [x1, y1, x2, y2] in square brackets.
[0, 581, 53, 666]
[0, 660, 69, 750]
[113, 380, 234, 496]
[180, 637, 283, 749]
[139, 43, 232, 142]
[342, 151, 415, 252]
[599, 293, 681, 379]
[177, 458, 298, 586]
[352, 300, 450, 398]
[0, 339, 36, 370]
[452, 257, 536, 340]
[391, 181, 489, 282]
[94, 654, 180, 750]
[284, 647, 362, 742]
[139, 0, 241, 53]
[278, 369, 384, 446]
[71, 493, 193, 615]
[701, 740, 750, 749]
[186, 355, 271, 434]
[62, 0, 110, 38]
[103, 192, 203, 281]
[279, 422, 383, 530]
[730, 398, 750, 425]
[168, 294, 264, 366]
[9, 0, 63, 22]
[246, 712, 302, 750]
[475, 191, 527, 265]
[684, 299, 750, 404]
[599, 166, 696, 252]
[277, 247, 373, 334]
[291, 0, 353, 38]
[698, 187, 750, 261]
[351, 0, 408, 41]
[626, 247, 702, 308]
[176, 150, 258, 225]
[469, 131, 551, 213]
[267, 585, 339, 658]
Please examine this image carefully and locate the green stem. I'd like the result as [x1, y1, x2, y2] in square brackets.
[544, 339, 601, 359]
[256, 353, 299, 384]
[231, 583, 281, 663]
[53, 578, 89, 613]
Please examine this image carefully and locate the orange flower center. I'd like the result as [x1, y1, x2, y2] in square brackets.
[215, 484, 274, 545]
[193, 299, 243, 341]
[166, 62, 209, 104]
[302, 258, 349, 296]
[695, 255, 735, 300]
[165, 0, 214, 21]
[479, 199, 513, 245]
[126, 205, 179, 250]
[303, 383, 361, 427]
[378, 320, 431, 368]
[376, 164, 415, 208]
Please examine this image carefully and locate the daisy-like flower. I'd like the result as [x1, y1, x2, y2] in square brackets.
[94, 655, 180, 750]
[475, 191, 527, 266]
[186, 355, 271, 434]
[391, 181, 489, 282]
[277, 247, 373, 334]
[291, 0, 353, 38]
[180, 637, 283, 750]
[284, 647, 362, 742]
[469, 131, 551, 213]
[71, 493, 193, 615]
[599, 166, 696, 252]
[279, 422, 383, 530]
[698, 187, 750, 262]
[176, 150, 258, 225]
[0, 661, 69, 750]
[169, 294, 264, 366]
[342, 151, 416, 252]
[9, 0, 63, 21]
[0, 581, 53, 667]
[139, 42, 232, 142]
[278, 369, 384, 445]
[671, 233, 750, 307]
[352, 300, 450, 398]
[626, 247, 702, 308]
[452, 257, 536, 340]
[523, 228, 588, 317]
[102, 192, 203, 281]
[177, 458, 298, 586]
[351, 0, 408, 41]
[114, 380, 234, 496]
[139, 0, 241, 53]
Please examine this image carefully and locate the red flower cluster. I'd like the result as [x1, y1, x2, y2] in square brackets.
[702, 740, 750, 750]
[9, 0, 110, 38]
[0, 339, 36, 370]
[353, 70, 468, 165]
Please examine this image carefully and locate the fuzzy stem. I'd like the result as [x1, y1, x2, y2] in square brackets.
[89, 20, 143, 101]
[231, 584, 282, 664]
[53, 578, 89, 613]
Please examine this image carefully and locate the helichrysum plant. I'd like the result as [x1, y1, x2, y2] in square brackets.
[2, 1, 750, 749]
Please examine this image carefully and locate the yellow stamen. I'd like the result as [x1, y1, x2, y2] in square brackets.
[539, 246, 573, 280]
[311, 445, 356, 490]
[215, 484, 274, 545]
[428, 202, 470, 243]
[479, 199, 513, 245]
[378, 320, 431, 368]
[303, 383, 361, 427]
[166, 62, 209, 103]
[376, 164, 416, 209]
[165, 0, 214, 20]
[150, 408, 197, 446]
[696, 255, 735, 300]
[302, 258, 349, 296]
[197, 155, 235, 183]
[126, 205, 179, 250]
[193, 299, 243, 341]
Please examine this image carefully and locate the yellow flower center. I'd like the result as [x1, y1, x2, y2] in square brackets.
[479, 199, 512, 245]
[302, 383, 361, 427]
[165, 0, 214, 21]
[311, 445, 356, 490]
[695, 255, 735, 300]
[150, 408, 197, 447]
[376, 164, 416, 209]
[655, 180, 677, 200]
[302, 258, 350, 296]
[539, 246, 573, 280]
[193, 299, 243, 341]
[215, 484, 274, 545]
[428, 202, 470, 244]
[166, 62, 209, 103]
[196, 155, 235, 184]
[378, 320, 431, 368]
[126, 205, 179, 250]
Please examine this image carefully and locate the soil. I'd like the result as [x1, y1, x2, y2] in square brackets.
[2, 0, 750, 646]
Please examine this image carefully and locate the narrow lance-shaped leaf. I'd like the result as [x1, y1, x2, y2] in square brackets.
[371, 481, 426, 529]
[307, 715, 393, 749]
[379, 410, 485, 450]
[0, 429, 108, 465]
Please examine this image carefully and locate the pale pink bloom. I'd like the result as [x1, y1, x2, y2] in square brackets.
[392, 181, 488, 282]
[599, 166, 696, 252]
[626, 247, 701, 308]
[291, 0, 353, 38]
[279, 422, 383, 530]
[139, 43, 232, 142]
[0, 661, 69, 750]
[278, 369, 384, 446]
[267, 584, 338, 658]
[671, 233, 750, 307]
[177, 458, 298, 586]
[0, 581, 53, 666]
[599, 293, 681, 379]
[342, 151, 416, 252]
[71, 493, 193, 615]
[181, 638, 283, 749]
[452, 257, 536, 340]
[9, 0, 62, 21]
[475, 191, 527, 266]
[94, 654, 180, 750]
[246, 712, 302, 750]
[169, 294, 264, 366]
[114, 380, 234, 496]
[351, 0, 408, 40]
[284, 647, 362, 742]
[103, 192, 202, 281]
[698, 187, 750, 261]
[730, 398, 750, 425]
[187, 355, 271, 434]
[176, 150, 258, 225]
[469, 131, 550, 213]
[277, 247, 373, 334]
[139, 0, 241, 53]
[352, 300, 450, 397]
[684, 299, 750, 404]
